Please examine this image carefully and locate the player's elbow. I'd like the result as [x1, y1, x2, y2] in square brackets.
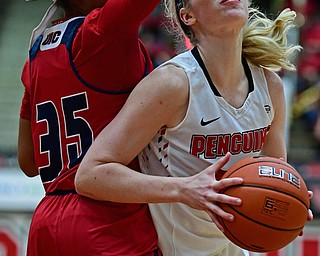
[75, 169, 87, 196]
[75, 163, 95, 198]
[18, 157, 38, 177]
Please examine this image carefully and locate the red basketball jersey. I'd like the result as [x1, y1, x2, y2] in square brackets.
[20, 1, 160, 255]
[20, 1, 157, 193]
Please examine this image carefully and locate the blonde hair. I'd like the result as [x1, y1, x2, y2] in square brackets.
[163, 0, 301, 71]
[243, 8, 301, 71]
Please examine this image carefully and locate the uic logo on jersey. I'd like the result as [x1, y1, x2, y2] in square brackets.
[42, 31, 62, 46]
[40, 22, 67, 51]
[258, 165, 300, 188]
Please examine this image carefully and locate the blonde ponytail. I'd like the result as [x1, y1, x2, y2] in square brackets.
[242, 8, 302, 71]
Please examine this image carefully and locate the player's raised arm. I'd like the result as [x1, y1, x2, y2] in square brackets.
[18, 118, 38, 177]
[98, 0, 160, 34]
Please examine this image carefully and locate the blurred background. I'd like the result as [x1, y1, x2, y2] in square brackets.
[0, 0, 319, 255]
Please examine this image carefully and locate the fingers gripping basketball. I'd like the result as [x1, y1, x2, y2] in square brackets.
[218, 156, 310, 252]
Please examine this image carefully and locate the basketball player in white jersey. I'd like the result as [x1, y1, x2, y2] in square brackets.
[76, 0, 313, 255]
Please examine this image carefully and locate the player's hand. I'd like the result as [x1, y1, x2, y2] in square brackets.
[181, 152, 243, 232]
[299, 190, 313, 236]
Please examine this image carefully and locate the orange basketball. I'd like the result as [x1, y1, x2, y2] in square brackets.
[218, 156, 310, 252]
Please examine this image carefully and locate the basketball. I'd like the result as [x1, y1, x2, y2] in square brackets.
[218, 155, 310, 252]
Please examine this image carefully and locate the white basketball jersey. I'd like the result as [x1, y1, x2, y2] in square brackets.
[139, 48, 274, 256]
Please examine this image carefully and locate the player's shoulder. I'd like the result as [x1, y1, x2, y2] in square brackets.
[263, 69, 283, 89]
[135, 63, 189, 117]
[153, 50, 194, 85]
[262, 69, 285, 107]
[153, 64, 189, 94]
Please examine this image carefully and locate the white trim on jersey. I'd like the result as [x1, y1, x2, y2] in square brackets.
[28, 1, 59, 50]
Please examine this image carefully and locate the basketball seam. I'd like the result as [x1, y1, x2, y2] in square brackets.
[220, 221, 270, 252]
[222, 159, 309, 209]
[219, 223, 271, 253]
[226, 202, 305, 232]
[220, 202, 303, 252]
[240, 184, 309, 210]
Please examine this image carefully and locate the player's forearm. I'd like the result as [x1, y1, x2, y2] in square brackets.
[18, 119, 39, 177]
[99, 0, 160, 32]
[75, 162, 183, 203]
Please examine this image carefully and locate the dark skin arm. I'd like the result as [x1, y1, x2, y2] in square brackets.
[18, 118, 38, 177]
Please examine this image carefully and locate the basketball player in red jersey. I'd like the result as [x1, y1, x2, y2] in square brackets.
[17, 0, 161, 255]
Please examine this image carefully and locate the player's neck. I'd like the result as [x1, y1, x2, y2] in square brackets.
[196, 44, 243, 89]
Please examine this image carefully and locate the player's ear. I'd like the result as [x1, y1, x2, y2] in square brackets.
[180, 7, 196, 27]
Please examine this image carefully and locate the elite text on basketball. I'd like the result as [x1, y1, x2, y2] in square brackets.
[258, 165, 301, 188]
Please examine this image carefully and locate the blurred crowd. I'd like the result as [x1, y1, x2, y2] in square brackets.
[289, 0, 320, 144]
[139, 5, 176, 67]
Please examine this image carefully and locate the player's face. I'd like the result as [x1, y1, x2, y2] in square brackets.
[185, 0, 249, 36]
